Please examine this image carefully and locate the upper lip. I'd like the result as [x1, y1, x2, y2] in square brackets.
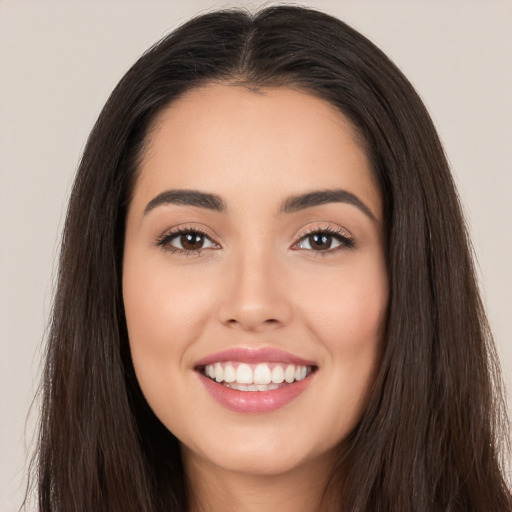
[194, 347, 317, 368]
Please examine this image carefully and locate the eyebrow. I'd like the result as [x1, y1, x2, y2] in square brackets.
[281, 189, 376, 220]
[144, 189, 226, 214]
[144, 187, 376, 220]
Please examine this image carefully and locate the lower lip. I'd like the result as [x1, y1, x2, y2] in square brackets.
[198, 373, 314, 413]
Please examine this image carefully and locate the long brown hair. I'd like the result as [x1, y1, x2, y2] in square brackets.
[32, 6, 511, 511]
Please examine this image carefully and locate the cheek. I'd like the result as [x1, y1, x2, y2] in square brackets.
[298, 257, 388, 347]
[122, 256, 217, 400]
[295, 257, 388, 408]
[123, 258, 213, 346]
[122, 259, 222, 436]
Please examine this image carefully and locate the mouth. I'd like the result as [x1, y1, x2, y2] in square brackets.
[194, 348, 318, 413]
[197, 361, 316, 392]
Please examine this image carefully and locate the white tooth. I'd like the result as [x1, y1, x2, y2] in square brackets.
[253, 364, 272, 385]
[223, 364, 236, 383]
[258, 384, 270, 391]
[285, 365, 296, 383]
[233, 383, 251, 392]
[236, 363, 253, 384]
[271, 365, 285, 384]
[207, 364, 215, 379]
[300, 366, 307, 380]
[214, 362, 224, 382]
[269, 383, 279, 390]
[248, 384, 258, 391]
[294, 366, 302, 381]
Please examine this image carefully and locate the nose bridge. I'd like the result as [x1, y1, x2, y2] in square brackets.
[218, 241, 292, 331]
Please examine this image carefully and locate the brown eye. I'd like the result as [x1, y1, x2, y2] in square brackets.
[308, 233, 334, 250]
[295, 230, 354, 252]
[157, 229, 219, 253]
[180, 232, 205, 250]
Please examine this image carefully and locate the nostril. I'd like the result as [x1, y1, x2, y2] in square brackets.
[225, 318, 279, 326]
[224, 318, 282, 331]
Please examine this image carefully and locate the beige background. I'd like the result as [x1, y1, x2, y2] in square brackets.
[1, 1, 510, 510]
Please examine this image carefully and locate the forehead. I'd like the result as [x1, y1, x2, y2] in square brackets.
[134, 84, 381, 217]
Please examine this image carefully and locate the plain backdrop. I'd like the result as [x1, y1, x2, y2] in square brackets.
[1, 1, 511, 510]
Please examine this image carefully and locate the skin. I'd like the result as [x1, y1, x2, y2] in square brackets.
[123, 84, 389, 512]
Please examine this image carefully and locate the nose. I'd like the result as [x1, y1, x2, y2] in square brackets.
[217, 249, 293, 332]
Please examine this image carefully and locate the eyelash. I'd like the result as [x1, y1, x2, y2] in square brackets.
[155, 224, 355, 257]
[155, 225, 216, 256]
[293, 225, 355, 255]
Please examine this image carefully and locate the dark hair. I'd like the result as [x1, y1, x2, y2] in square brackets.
[32, 5, 511, 511]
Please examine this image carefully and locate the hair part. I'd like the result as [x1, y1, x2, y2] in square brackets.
[32, 5, 511, 511]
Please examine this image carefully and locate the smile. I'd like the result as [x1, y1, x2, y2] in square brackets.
[201, 362, 313, 391]
[195, 348, 318, 413]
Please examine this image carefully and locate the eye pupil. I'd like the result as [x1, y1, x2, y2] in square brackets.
[309, 234, 332, 250]
[180, 233, 204, 250]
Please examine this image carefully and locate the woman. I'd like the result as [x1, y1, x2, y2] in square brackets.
[32, 5, 511, 511]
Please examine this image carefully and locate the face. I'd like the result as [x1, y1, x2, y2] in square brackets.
[123, 84, 388, 478]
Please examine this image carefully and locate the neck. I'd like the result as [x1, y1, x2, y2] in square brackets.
[183, 447, 340, 512]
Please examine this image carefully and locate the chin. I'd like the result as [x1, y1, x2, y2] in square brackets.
[180, 423, 341, 478]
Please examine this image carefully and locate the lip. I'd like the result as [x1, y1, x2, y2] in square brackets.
[194, 347, 316, 367]
[197, 371, 315, 413]
[194, 347, 317, 414]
